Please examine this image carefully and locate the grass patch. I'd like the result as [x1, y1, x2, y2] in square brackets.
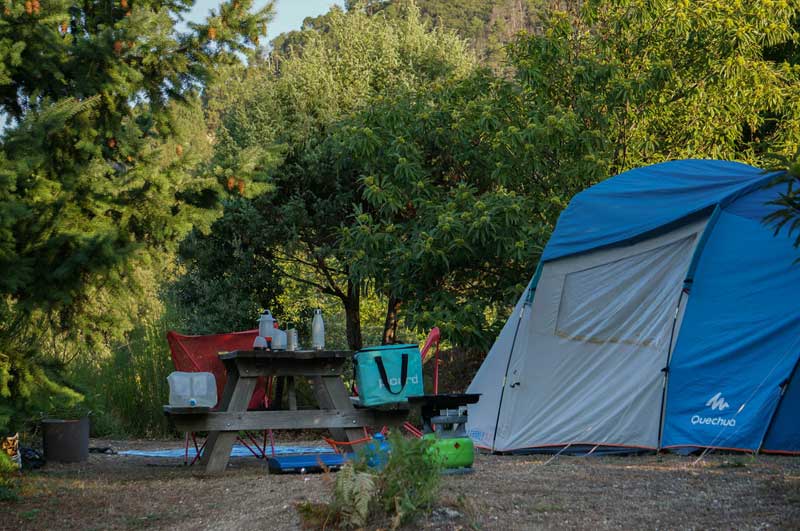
[718, 457, 752, 469]
[442, 494, 481, 530]
[68, 302, 181, 439]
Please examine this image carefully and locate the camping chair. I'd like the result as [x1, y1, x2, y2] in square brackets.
[166, 330, 273, 465]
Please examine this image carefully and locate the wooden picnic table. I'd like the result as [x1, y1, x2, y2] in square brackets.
[164, 349, 409, 474]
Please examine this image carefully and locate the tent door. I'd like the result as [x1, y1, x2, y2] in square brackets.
[494, 351, 527, 447]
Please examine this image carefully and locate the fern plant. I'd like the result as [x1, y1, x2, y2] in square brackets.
[297, 432, 441, 529]
[296, 464, 378, 530]
[371, 433, 441, 526]
[332, 465, 378, 529]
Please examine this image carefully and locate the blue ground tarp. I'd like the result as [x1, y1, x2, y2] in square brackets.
[119, 444, 335, 459]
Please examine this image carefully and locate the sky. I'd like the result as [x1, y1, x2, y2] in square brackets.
[183, 0, 345, 41]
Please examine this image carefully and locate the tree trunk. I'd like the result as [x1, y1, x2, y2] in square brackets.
[343, 280, 362, 351]
[381, 295, 401, 345]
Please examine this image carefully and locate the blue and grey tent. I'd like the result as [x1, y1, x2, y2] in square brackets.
[467, 159, 800, 455]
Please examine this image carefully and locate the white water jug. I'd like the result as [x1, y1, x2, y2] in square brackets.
[258, 310, 276, 338]
[167, 372, 217, 407]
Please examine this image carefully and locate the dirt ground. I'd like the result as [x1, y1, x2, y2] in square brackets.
[1, 438, 799, 530]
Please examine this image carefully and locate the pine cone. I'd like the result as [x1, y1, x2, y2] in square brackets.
[24, 1, 31, 15]
[113, 40, 123, 54]
[175, 144, 183, 157]
[226, 176, 235, 191]
[120, 0, 127, 8]
[60, 21, 68, 33]
[237, 179, 245, 194]
[107, 138, 117, 148]
[208, 27, 217, 40]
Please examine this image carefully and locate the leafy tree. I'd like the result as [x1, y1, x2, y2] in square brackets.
[765, 150, 800, 251]
[504, 1, 800, 175]
[0, 0, 274, 432]
[326, 76, 545, 347]
[174, 198, 283, 334]
[329, 0, 800, 348]
[203, 3, 475, 349]
[202, 0, 800, 352]
[356, 0, 544, 68]
[764, 14, 800, 250]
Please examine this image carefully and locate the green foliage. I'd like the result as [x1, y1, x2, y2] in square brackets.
[331, 76, 548, 348]
[363, 0, 543, 68]
[173, 198, 283, 334]
[367, 432, 441, 524]
[0, 0, 274, 432]
[506, 1, 800, 170]
[68, 294, 181, 438]
[764, 149, 800, 250]
[333, 465, 378, 529]
[0, 451, 19, 501]
[0, 307, 84, 433]
[202, 4, 476, 348]
[298, 433, 440, 529]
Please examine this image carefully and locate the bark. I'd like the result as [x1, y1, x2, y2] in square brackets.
[381, 295, 401, 345]
[343, 279, 362, 351]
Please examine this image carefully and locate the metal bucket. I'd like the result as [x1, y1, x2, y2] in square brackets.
[42, 417, 89, 463]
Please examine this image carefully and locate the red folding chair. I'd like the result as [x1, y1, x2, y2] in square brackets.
[166, 330, 274, 464]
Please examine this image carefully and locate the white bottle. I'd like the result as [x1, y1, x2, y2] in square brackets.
[311, 309, 325, 350]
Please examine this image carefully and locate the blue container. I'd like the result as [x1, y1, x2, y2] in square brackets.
[355, 344, 424, 406]
[362, 433, 391, 469]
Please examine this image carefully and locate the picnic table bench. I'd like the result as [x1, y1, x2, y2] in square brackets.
[164, 349, 408, 474]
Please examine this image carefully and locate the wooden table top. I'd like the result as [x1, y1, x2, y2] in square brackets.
[218, 349, 353, 361]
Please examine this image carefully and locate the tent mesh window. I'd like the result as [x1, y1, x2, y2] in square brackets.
[555, 235, 696, 349]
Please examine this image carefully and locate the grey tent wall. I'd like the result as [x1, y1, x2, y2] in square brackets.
[490, 260, 543, 452]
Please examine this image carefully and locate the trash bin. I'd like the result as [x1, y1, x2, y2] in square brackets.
[42, 417, 89, 463]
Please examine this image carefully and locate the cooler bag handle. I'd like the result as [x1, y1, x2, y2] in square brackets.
[375, 354, 408, 395]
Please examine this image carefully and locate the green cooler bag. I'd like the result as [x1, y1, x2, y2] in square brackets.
[355, 344, 424, 406]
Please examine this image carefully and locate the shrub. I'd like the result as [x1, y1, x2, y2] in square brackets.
[371, 432, 441, 525]
[0, 451, 19, 501]
[297, 432, 441, 529]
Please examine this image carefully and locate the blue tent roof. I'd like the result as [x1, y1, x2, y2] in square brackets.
[542, 159, 780, 262]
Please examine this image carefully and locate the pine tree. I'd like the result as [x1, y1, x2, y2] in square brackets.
[0, 0, 274, 431]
